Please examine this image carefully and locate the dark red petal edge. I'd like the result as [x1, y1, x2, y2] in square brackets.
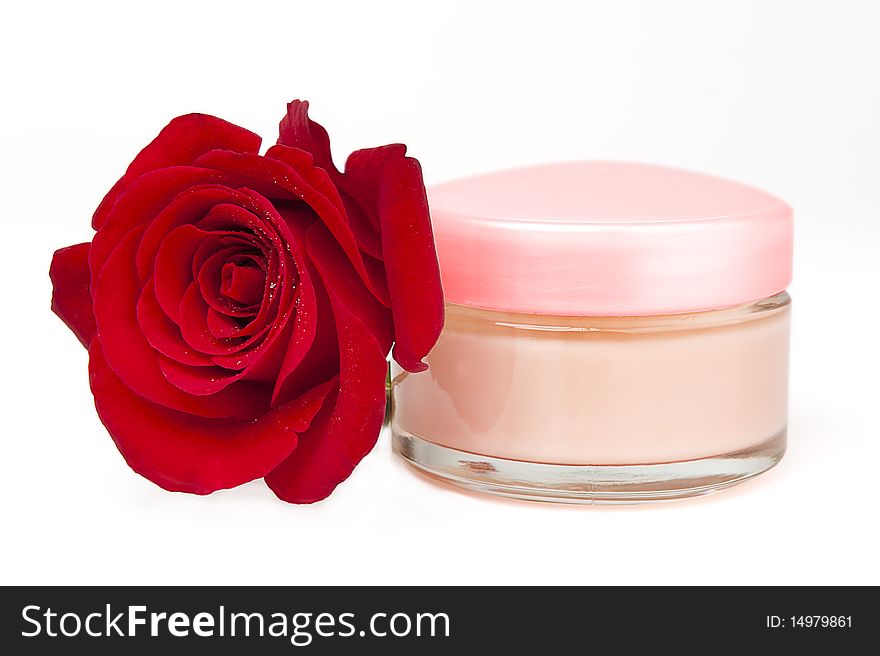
[344, 146, 444, 372]
[50, 243, 97, 347]
[275, 102, 383, 259]
[263, 304, 388, 504]
[90, 167, 233, 295]
[264, 222, 391, 503]
[277, 100, 342, 181]
[89, 340, 336, 495]
[92, 114, 261, 230]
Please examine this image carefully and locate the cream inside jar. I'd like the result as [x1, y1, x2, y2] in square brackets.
[391, 162, 793, 503]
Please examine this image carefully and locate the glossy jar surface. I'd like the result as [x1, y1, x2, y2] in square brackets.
[392, 293, 790, 503]
[392, 162, 793, 503]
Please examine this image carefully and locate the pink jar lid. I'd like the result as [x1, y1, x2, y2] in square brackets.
[428, 162, 793, 316]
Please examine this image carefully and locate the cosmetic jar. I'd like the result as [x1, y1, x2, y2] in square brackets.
[391, 162, 792, 503]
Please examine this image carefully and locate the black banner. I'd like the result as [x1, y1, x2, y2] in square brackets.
[0, 586, 872, 653]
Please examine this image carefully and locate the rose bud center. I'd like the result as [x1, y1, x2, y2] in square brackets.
[220, 259, 265, 307]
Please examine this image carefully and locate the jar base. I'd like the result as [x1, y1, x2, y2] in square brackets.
[392, 429, 786, 504]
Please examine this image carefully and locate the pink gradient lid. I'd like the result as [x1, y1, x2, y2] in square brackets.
[428, 162, 793, 316]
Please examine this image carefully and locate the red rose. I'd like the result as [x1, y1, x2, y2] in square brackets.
[49, 100, 443, 503]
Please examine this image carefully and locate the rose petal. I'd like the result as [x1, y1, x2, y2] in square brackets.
[93, 227, 270, 419]
[178, 281, 258, 356]
[197, 248, 263, 323]
[343, 145, 444, 372]
[206, 307, 247, 339]
[268, 269, 318, 406]
[270, 265, 339, 407]
[191, 193, 309, 382]
[154, 224, 219, 324]
[340, 193, 383, 258]
[178, 280, 291, 384]
[264, 303, 388, 503]
[266, 215, 394, 502]
[195, 201, 290, 339]
[246, 199, 324, 406]
[137, 278, 214, 367]
[277, 100, 341, 180]
[224, 191, 316, 383]
[159, 355, 246, 396]
[276, 100, 385, 256]
[226, 144, 391, 307]
[305, 221, 393, 353]
[90, 167, 232, 293]
[92, 115, 261, 230]
[221, 261, 264, 305]
[50, 243, 96, 347]
[154, 223, 253, 325]
[199, 148, 357, 262]
[90, 341, 334, 495]
[136, 184, 253, 283]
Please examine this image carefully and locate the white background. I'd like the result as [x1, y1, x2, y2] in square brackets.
[2, 0, 878, 585]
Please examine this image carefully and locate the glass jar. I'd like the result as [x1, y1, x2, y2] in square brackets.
[392, 293, 790, 502]
[392, 162, 793, 503]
